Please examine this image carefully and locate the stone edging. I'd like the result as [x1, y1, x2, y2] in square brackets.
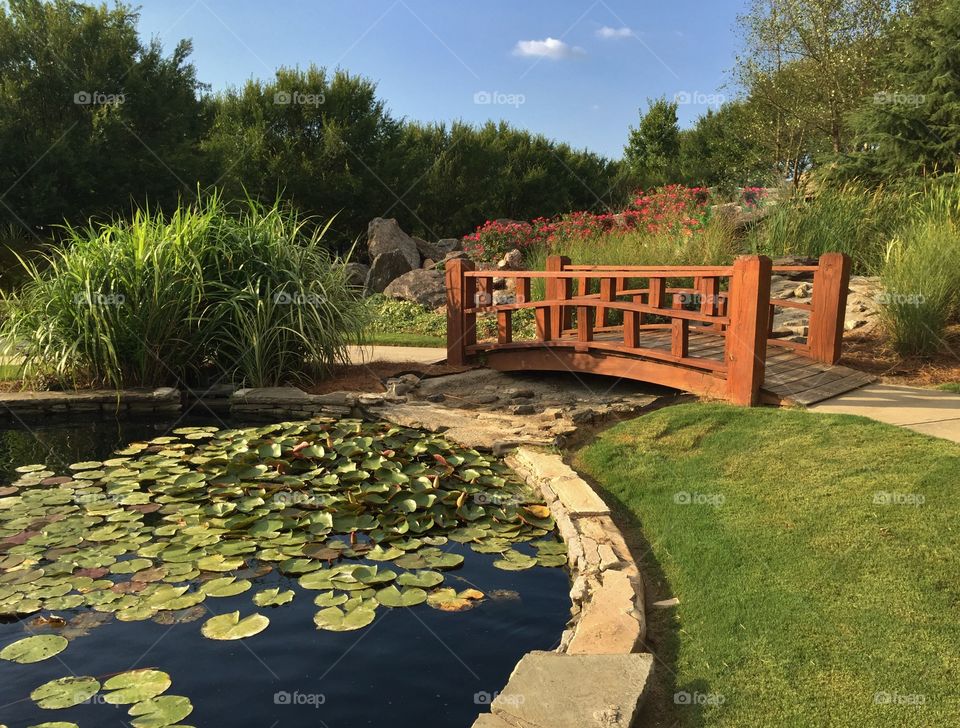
[468, 447, 653, 728]
[0, 387, 180, 421]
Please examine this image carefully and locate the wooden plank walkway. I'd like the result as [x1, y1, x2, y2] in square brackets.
[555, 329, 875, 406]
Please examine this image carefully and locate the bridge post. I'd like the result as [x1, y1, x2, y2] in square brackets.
[546, 255, 570, 339]
[445, 257, 474, 366]
[809, 252, 852, 365]
[725, 255, 772, 406]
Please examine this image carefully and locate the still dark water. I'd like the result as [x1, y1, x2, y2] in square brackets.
[0, 416, 571, 728]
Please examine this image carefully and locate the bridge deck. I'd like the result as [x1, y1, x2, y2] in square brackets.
[554, 329, 875, 406]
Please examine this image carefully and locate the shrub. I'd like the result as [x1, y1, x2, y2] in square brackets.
[880, 216, 960, 356]
[0, 195, 367, 388]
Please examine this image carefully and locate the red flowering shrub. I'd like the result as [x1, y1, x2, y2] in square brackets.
[463, 185, 714, 262]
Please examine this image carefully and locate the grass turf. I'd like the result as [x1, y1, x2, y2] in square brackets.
[574, 403, 960, 728]
[935, 382, 960, 393]
[362, 332, 445, 348]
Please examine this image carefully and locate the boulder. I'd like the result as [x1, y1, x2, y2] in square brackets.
[423, 250, 470, 271]
[343, 262, 369, 288]
[367, 218, 420, 270]
[414, 236, 462, 261]
[497, 248, 523, 271]
[383, 268, 447, 310]
[365, 249, 413, 295]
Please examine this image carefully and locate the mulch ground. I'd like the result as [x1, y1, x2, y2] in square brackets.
[840, 324, 960, 387]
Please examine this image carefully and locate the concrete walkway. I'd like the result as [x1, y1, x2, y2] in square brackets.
[346, 345, 446, 366]
[811, 383, 960, 443]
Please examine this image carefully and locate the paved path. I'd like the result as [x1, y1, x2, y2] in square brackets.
[810, 383, 960, 443]
[346, 345, 446, 366]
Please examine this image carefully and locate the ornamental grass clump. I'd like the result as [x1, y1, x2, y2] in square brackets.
[0, 194, 367, 388]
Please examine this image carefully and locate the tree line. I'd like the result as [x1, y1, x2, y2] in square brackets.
[0, 0, 955, 252]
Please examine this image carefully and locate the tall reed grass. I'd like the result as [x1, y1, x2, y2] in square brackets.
[0, 195, 367, 388]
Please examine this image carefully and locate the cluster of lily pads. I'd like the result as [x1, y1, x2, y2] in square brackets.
[0, 418, 566, 725]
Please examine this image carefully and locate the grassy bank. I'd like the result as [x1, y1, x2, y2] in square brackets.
[575, 403, 960, 728]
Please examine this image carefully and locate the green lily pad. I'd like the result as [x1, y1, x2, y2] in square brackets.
[30, 676, 101, 709]
[102, 669, 172, 704]
[313, 605, 376, 631]
[127, 695, 193, 727]
[252, 588, 295, 607]
[396, 570, 444, 588]
[200, 611, 269, 640]
[375, 585, 427, 608]
[199, 576, 252, 598]
[1, 634, 68, 664]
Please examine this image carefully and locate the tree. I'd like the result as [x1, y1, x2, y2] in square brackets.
[0, 0, 207, 231]
[835, 1, 960, 180]
[734, 0, 899, 177]
[623, 98, 681, 187]
[680, 101, 773, 187]
[202, 65, 401, 244]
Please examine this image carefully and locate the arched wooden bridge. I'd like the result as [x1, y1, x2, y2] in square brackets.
[445, 253, 874, 406]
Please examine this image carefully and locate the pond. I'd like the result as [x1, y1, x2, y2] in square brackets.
[0, 416, 570, 728]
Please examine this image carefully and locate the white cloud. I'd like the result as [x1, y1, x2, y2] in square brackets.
[513, 37, 585, 60]
[596, 26, 633, 39]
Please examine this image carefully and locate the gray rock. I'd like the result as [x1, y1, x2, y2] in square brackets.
[414, 236, 461, 262]
[511, 404, 536, 415]
[491, 652, 654, 728]
[365, 249, 413, 295]
[343, 262, 369, 288]
[383, 268, 447, 310]
[497, 248, 523, 271]
[367, 218, 420, 270]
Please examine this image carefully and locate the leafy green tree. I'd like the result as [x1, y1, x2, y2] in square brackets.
[0, 0, 207, 231]
[623, 97, 681, 187]
[680, 101, 772, 186]
[202, 65, 401, 243]
[836, 1, 960, 180]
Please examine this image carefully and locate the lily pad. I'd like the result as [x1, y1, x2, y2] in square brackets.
[200, 611, 269, 640]
[127, 695, 193, 727]
[252, 588, 295, 607]
[313, 605, 376, 631]
[102, 669, 172, 704]
[30, 676, 101, 709]
[0, 634, 68, 664]
[375, 585, 427, 608]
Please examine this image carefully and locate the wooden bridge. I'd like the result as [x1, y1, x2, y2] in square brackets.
[445, 253, 874, 406]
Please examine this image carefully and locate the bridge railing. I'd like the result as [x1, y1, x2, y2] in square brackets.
[445, 252, 850, 406]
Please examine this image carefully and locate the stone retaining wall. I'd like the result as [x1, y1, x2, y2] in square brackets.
[0, 387, 180, 422]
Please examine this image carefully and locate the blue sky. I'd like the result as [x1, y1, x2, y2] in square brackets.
[135, 0, 749, 159]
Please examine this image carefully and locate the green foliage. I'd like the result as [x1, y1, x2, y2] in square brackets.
[836, 1, 960, 181]
[624, 97, 681, 187]
[366, 294, 535, 343]
[0, 0, 207, 228]
[680, 102, 772, 187]
[0, 195, 367, 388]
[881, 214, 960, 356]
[576, 403, 960, 728]
[746, 183, 911, 272]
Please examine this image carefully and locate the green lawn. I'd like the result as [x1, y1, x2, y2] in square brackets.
[575, 404, 960, 728]
[0, 363, 17, 381]
[936, 382, 960, 393]
[362, 332, 445, 348]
